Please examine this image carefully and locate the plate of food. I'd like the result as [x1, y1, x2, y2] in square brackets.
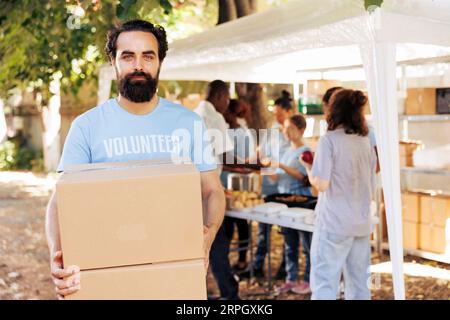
[263, 193, 317, 210]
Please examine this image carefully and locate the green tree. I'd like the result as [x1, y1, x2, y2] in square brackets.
[0, 0, 217, 170]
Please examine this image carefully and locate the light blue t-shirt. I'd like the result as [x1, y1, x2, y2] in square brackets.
[276, 145, 312, 196]
[57, 98, 217, 172]
[368, 124, 377, 148]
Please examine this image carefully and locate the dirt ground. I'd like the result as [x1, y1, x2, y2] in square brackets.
[0, 171, 449, 300]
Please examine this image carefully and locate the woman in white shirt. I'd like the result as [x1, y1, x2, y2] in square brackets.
[300, 89, 377, 300]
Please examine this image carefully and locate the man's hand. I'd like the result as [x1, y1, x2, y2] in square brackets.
[203, 226, 214, 271]
[50, 251, 81, 300]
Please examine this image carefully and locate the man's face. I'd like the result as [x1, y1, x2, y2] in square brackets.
[112, 31, 161, 103]
[216, 91, 230, 115]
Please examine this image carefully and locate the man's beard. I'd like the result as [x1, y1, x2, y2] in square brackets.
[117, 69, 159, 103]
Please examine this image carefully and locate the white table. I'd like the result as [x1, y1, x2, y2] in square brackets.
[226, 208, 315, 232]
[225, 208, 379, 295]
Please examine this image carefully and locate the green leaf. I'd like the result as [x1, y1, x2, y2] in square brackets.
[364, 0, 383, 10]
[158, 0, 173, 15]
[117, 0, 139, 20]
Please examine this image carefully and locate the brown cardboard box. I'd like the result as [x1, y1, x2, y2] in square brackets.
[399, 140, 422, 167]
[56, 160, 204, 270]
[419, 223, 448, 254]
[405, 88, 436, 115]
[307, 80, 342, 96]
[399, 155, 413, 167]
[403, 221, 419, 250]
[66, 259, 206, 300]
[402, 192, 420, 223]
[399, 140, 421, 157]
[420, 195, 450, 228]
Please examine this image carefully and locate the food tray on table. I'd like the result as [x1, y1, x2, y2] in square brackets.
[263, 193, 318, 210]
[225, 190, 264, 212]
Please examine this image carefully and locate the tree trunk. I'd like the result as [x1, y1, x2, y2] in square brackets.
[235, 0, 255, 17]
[218, 0, 270, 138]
[218, 0, 237, 24]
[41, 76, 62, 172]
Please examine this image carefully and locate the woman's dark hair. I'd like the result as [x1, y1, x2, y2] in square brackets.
[224, 99, 239, 129]
[105, 19, 168, 62]
[289, 114, 307, 130]
[327, 89, 369, 136]
[274, 90, 293, 111]
[228, 99, 240, 115]
[322, 86, 343, 104]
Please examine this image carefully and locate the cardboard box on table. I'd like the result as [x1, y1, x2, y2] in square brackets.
[402, 192, 421, 250]
[399, 140, 422, 167]
[419, 194, 450, 254]
[56, 160, 207, 300]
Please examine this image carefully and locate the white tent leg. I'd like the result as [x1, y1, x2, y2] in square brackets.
[360, 41, 406, 300]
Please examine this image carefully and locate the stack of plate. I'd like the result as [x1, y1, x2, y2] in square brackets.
[278, 208, 312, 222]
[253, 202, 288, 215]
[304, 214, 316, 225]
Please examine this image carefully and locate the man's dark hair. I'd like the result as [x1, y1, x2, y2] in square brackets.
[105, 19, 168, 62]
[326, 89, 368, 136]
[274, 90, 293, 111]
[206, 80, 229, 100]
[322, 86, 343, 104]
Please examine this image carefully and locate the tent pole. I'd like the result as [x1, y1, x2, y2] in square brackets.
[360, 41, 406, 300]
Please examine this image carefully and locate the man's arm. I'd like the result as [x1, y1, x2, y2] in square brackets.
[200, 170, 225, 268]
[46, 192, 61, 255]
[45, 191, 81, 299]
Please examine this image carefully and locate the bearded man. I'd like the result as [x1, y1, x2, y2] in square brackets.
[45, 20, 225, 299]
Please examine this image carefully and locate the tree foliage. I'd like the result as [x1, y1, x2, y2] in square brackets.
[0, 0, 216, 101]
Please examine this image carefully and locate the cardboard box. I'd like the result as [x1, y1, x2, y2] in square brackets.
[307, 79, 342, 96]
[399, 155, 413, 167]
[402, 192, 420, 223]
[420, 195, 450, 228]
[405, 88, 436, 115]
[419, 223, 448, 254]
[399, 140, 422, 157]
[403, 221, 419, 250]
[56, 160, 204, 270]
[66, 259, 206, 300]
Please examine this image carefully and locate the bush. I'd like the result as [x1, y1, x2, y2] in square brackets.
[0, 140, 44, 172]
[0, 141, 16, 170]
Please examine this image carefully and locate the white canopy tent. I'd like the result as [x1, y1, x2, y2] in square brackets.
[98, 0, 450, 299]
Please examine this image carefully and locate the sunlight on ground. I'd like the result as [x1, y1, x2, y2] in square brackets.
[0, 171, 58, 196]
[371, 261, 450, 280]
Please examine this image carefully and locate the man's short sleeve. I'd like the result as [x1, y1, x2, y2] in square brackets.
[57, 119, 91, 172]
[191, 117, 218, 172]
[311, 136, 333, 181]
[211, 115, 234, 156]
